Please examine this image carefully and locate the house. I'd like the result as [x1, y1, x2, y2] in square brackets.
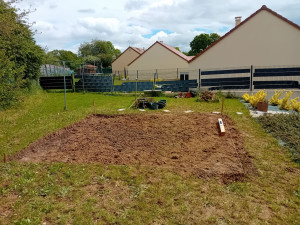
[189, 5, 300, 73]
[112, 46, 145, 77]
[76, 65, 97, 75]
[127, 41, 194, 80]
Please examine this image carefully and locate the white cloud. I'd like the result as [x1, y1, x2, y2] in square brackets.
[77, 17, 121, 33]
[15, 0, 300, 53]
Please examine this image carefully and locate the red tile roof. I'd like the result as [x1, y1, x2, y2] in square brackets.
[158, 41, 195, 61]
[128, 41, 194, 66]
[131, 47, 145, 54]
[112, 46, 145, 64]
[189, 5, 300, 63]
[85, 65, 97, 68]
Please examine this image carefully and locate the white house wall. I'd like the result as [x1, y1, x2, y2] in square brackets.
[112, 48, 140, 76]
[189, 9, 300, 80]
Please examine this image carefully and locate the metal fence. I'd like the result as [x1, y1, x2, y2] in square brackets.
[40, 64, 73, 77]
[39, 65, 300, 92]
[126, 68, 199, 81]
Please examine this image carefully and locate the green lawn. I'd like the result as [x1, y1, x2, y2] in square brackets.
[0, 91, 299, 224]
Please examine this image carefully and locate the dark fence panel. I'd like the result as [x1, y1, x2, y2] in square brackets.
[75, 75, 113, 92]
[254, 71, 300, 77]
[201, 77, 250, 90]
[40, 76, 73, 89]
[113, 80, 198, 92]
[253, 81, 299, 89]
[255, 67, 300, 73]
[201, 68, 250, 75]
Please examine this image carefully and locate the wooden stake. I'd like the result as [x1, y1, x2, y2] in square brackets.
[221, 97, 225, 114]
[93, 97, 95, 114]
[3, 153, 6, 163]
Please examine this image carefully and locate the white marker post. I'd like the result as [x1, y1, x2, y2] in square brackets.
[218, 118, 225, 136]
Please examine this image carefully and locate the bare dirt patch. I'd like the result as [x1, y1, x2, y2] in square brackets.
[13, 113, 254, 182]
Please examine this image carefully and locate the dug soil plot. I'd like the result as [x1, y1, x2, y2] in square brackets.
[14, 113, 254, 182]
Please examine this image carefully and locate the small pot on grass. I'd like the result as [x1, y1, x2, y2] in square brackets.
[256, 101, 268, 112]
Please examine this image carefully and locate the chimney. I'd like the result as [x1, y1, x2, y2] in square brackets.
[235, 16, 242, 26]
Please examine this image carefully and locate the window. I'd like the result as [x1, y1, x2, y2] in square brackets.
[180, 73, 189, 80]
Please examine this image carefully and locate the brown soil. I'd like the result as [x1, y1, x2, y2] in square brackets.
[13, 113, 254, 183]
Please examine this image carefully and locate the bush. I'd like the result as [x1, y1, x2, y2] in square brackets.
[199, 90, 219, 102]
[290, 97, 300, 112]
[248, 90, 267, 108]
[0, 1, 44, 109]
[278, 91, 293, 110]
[242, 93, 251, 102]
[0, 50, 22, 109]
[269, 89, 284, 106]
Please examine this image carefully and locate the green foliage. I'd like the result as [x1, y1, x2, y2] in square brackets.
[258, 114, 300, 163]
[174, 47, 180, 51]
[78, 40, 121, 68]
[0, 0, 44, 108]
[0, 50, 22, 109]
[45, 49, 83, 70]
[188, 33, 220, 55]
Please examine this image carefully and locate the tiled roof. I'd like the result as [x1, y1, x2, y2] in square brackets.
[131, 47, 145, 54]
[157, 41, 194, 61]
[189, 5, 300, 63]
[85, 65, 97, 68]
[112, 46, 144, 64]
[128, 41, 194, 66]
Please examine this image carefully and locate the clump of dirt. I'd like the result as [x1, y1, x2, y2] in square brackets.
[13, 113, 254, 183]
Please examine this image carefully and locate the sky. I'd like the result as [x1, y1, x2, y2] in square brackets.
[13, 0, 300, 54]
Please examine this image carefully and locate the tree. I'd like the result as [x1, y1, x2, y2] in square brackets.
[0, 0, 44, 108]
[0, 0, 44, 81]
[174, 47, 180, 52]
[45, 50, 83, 70]
[188, 33, 220, 56]
[78, 40, 121, 68]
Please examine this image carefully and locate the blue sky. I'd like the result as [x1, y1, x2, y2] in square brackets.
[13, 0, 300, 53]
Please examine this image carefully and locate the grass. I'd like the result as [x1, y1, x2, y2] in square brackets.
[258, 113, 300, 164]
[0, 91, 300, 224]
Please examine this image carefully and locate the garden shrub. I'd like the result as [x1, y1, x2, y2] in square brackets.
[242, 93, 251, 102]
[0, 50, 23, 109]
[278, 91, 294, 110]
[290, 97, 300, 112]
[269, 89, 284, 106]
[199, 90, 219, 102]
[248, 90, 267, 108]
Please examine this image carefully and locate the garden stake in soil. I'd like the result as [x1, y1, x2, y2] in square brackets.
[93, 97, 95, 114]
[221, 97, 225, 114]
